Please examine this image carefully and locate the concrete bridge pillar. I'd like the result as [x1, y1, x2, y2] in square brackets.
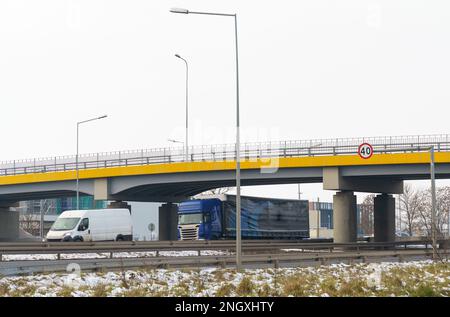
[374, 194, 395, 243]
[158, 203, 178, 241]
[333, 191, 357, 243]
[0, 208, 20, 241]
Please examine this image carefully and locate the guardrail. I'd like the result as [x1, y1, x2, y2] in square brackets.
[0, 249, 439, 276]
[0, 239, 446, 262]
[0, 134, 449, 176]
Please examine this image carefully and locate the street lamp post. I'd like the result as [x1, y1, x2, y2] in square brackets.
[297, 143, 322, 203]
[448, 207, 450, 238]
[174, 54, 189, 162]
[76, 115, 107, 210]
[316, 197, 320, 239]
[168, 139, 184, 147]
[39, 200, 44, 239]
[429, 146, 437, 260]
[170, 7, 242, 269]
[168, 139, 185, 161]
[328, 214, 331, 230]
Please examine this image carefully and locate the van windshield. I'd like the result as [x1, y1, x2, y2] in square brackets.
[51, 217, 81, 231]
[179, 213, 203, 225]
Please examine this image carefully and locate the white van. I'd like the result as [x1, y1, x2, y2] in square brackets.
[46, 209, 133, 242]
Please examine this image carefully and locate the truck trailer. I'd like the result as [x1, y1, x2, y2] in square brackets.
[177, 194, 309, 240]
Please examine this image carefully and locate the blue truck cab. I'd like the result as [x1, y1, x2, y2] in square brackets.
[178, 199, 223, 240]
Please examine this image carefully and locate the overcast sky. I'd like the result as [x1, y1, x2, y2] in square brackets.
[0, 1, 449, 202]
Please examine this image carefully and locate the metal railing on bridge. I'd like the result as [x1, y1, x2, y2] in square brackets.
[0, 134, 449, 176]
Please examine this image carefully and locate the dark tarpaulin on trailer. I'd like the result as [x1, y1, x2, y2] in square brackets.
[223, 195, 309, 238]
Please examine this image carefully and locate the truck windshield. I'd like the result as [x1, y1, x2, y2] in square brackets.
[51, 217, 80, 231]
[179, 213, 203, 225]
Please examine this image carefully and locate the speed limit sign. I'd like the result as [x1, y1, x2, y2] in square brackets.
[358, 143, 373, 159]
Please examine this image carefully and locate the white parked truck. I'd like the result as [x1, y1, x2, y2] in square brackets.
[46, 209, 133, 242]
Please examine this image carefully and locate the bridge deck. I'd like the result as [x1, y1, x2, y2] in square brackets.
[0, 152, 449, 186]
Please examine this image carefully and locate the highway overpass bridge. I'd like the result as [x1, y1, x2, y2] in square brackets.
[1, 134, 449, 242]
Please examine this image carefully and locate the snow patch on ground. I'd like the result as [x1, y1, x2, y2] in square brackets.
[1, 250, 229, 261]
[281, 248, 340, 253]
[0, 260, 447, 297]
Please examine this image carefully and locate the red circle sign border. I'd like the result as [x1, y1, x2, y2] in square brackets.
[358, 143, 374, 159]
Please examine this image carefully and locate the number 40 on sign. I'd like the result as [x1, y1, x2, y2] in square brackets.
[358, 143, 373, 159]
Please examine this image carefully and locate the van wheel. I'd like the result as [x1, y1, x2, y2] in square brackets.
[116, 235, 124, 241]
[73, 237, 83, 242]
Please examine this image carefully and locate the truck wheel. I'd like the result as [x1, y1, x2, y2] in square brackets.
[116, 235, 124, 241]
[73, 237, 83, 242]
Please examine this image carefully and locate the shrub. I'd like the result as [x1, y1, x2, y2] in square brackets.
[120, 287, 149, 297]
[0, 283, 10, 296]
[409, 284, 439, 297]
[236, 277, 254, 296]
[282, 276, 308, 297]
[256, 283, 274, 297]
[215, 283, 234, 297]
[56, 286, 75, 297]
[91, 284, 110, 297]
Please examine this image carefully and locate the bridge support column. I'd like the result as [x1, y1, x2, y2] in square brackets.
[333, 191, 357, 243]
[94, 178, 109, 200]
[158, 203, 178, 241]
[374, 194, 395, 243]
[107, 201, 131, 213]
[0, 208, 20, 241]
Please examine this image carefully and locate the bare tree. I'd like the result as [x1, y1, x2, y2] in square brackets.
[399, 183, 425, 236]
[418, 186, 450, 238]
[358, 184, 449, 240]
[437, 186, 450, 237]
[19, 213, 40, 236]
[360, 194, 375, 235]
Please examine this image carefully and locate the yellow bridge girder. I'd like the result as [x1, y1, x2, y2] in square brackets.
[0, 152, 449, 186]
